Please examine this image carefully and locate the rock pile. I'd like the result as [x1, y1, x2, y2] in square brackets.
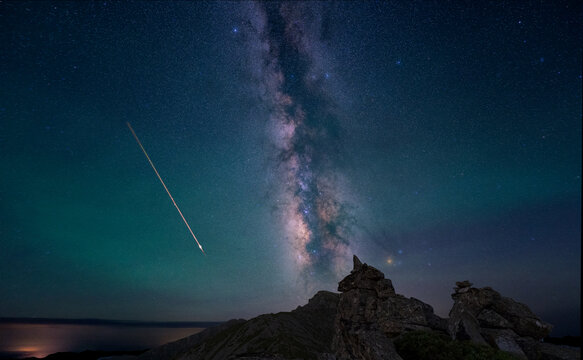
[332, 256, 447, 360]
[448, 280, 557, 359]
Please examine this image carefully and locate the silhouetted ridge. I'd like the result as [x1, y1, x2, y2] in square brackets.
[135, 255, 579, 360]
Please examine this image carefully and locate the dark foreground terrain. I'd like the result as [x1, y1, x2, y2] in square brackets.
[124, 256, 582, 360]
[13, 256, 581, 360]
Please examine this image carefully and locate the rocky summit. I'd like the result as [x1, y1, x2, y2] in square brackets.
[448, 280, 571, 360]
[132, 256, 579, 360]
[333, 256, 447, 360]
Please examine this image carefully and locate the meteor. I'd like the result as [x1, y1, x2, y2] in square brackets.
[126, 122, 206, 255]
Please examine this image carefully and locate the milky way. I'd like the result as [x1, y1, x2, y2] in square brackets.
[238, 2, 354, 285]
[2, 0, 579, 335]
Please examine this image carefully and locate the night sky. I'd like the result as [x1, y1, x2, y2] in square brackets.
[1, 1, 580, 336]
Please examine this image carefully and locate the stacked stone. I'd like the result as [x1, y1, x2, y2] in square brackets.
[332, 256, 447, 360]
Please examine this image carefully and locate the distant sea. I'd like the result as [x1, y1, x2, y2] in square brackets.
[0, 318, 221, 359]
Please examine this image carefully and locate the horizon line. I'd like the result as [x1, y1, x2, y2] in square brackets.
[0, 317, 224, 328]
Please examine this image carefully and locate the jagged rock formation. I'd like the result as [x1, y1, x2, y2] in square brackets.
[136, 255, 579, 360]
[448, 280, 576, 360]
[332, 255, 446, 360]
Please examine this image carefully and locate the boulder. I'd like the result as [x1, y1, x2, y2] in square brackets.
[448, 308, 488, 345]
[477, 308, 512, 329]
[493, 296, 553, 339]
[333, 325, 403, 360]
[449, 282, 552, 338]
[448, 280, 555, 359]
[455, 280, 473, 289]
[482, 328, 528, 359]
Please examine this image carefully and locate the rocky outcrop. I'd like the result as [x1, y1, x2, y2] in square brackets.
[138, 255, 577, 360]
[332, 255, 447, 360]
[448, 280, 556, 359]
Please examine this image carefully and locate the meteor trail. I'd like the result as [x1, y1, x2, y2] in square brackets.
[127, 122, 206, 255]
